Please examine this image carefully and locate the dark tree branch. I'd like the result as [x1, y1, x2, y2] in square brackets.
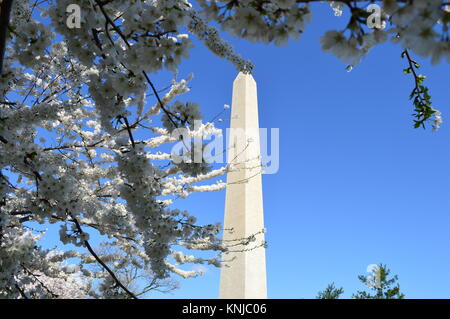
[22, 265, 59, 298]
[15, 283, 29, 299]
[68, 212, 138, 299]
[0, 0, 14, 76]
[118, 116, 136, 148]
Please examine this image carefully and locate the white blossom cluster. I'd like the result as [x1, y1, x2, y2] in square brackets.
[0, 214, 89, 298]
[390, 0, 450, 65]
[329, 1, 344, 17]
[197, 0, 313, 46]
[195, 0, 450, 67]
[320, 29, 388, 66]
[320, 0, 450, 67]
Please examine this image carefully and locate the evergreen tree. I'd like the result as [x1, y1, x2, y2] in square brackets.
[317, 283, 344, 299]
[352, 264, 405, 299]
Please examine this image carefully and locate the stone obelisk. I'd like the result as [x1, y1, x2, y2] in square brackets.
[219, 72, 267, 299]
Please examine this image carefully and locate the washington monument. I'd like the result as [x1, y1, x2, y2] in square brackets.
[219, 72, 267, 299]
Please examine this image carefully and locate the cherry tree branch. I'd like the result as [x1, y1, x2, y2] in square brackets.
[15, 283, 29, 299]
[68, 212, 138, 299]
[93, 0, 182, 129]
[0, 0, 14, 76]
[402, 49, 439, 129]
[21, 265, 59, 298]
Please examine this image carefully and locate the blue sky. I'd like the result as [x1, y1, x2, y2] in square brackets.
[32, 3, 450, 298]
[143, 3, 450, 299]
